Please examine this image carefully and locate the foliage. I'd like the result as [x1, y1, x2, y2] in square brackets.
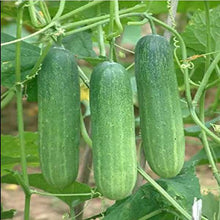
[1, 0, 219, 220]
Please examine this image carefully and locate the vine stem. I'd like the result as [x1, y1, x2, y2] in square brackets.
[199, 0, 220, 187]
[28, 0, 42, 27]
[16, 3, 29, 187]
[200, 93, 220, 186]
[138, 209, 163, 220]
[78, 66, 90, 88]
[1, 4, 145, 47]
[58, 0, 104, 22]
[52, 0, 65, 21]
[137, 166, 191, 220]
[31, 190, 96, 197]
[1, 22, 54, 46]
[109, 0, 115, 62]
[193, 53, 220, 105]
[63, 3, 145, 31]
[15, 5, 30, 220]
[204, 0, 211, 71]
[24, 195, 31, 220]
[21, 41, 53, 85]
[211, 84, 220, 111]
[97, 5, 106, 57]
[39, 1, 51, 24]
[80, 110, 92, 148]
[1, 90, 15, 109]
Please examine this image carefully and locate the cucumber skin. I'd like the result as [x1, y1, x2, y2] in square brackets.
[38, 46, 80, 189]
[135, 35, 185, 178]
[90, 61, 137, 200]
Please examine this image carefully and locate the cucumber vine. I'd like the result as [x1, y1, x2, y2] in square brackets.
[1, 0, 219, 219]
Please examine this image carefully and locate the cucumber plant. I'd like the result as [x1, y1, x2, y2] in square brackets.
[1, 1, 220, 220]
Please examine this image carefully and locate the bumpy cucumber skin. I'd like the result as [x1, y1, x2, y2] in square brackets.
[38, 46, 80, 189]
[90, 61, 137, 200]
[135, 35, 185, 178]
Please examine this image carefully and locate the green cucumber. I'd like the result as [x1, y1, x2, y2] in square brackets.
[90, 61, 137, 200]
[135, 34, 185, 178]
[38, 46, 80, 188]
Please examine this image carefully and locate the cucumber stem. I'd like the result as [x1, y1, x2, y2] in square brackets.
[137, 166, 192, 220]
[1, 90, 15, 110]
[97, 5, 106, 57]
[52, 0, 65, 21]
[199, 93, 220, 186]
[80, 110, 92, 148]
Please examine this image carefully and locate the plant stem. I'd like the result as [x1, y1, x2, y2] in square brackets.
[2, 4, 145, 47]
[1, 90, 15, 110]
[39, 1, 51, 23]
[21, 41, 53, 85]
[109, 0, 115, 61]
[1, 22, 54, 46]
[200, 93, 220, 185]
[138, 209, 163, 220]
[193, 53, 220, 105]
[16, 4, 29, 188]
[115, 43, 134, 54]
[13, 171, 31, 196]
[52, 0, 66, 21]
[31, 190, 96, 197]
[204, 0, 211, 71]
[211, 84, 220, 112]
[80, 111, 92, 148]
[97, 5, 106, 56]
[58, 0, 104, 22]
[137, 166, 191, 220]
[28, 0, 41, 27]
[206, 78, 220, 89]
[113, 0, 123, 35]
[24, 195, 31, 220]
[78, 66, 90, 88]
[63, 3, 145, 31]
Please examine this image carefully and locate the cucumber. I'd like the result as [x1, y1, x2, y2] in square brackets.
[90, 61, 137, 200]
[135, 34, 185, 178]
[38, 46, 80, 188]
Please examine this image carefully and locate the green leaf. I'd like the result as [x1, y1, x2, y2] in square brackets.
[101, 165, 200, 220]
[186, 144, 220, 166]
[1, 173, 93, 206]
[178, 1, 220, 12]
[1, 132, 39, 175]
[121, 25, 142, 45]
[1, 2, 30, 24]
[184, 116, 220, 137]
[182, 6, 220, 53]
[62, 30, 97, 58]
[1, 209, 16, 219]
[202, 193, 219, 219]
[1, 33, 40, 88]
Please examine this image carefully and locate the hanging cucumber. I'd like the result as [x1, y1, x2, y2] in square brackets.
[135, 34, 185, 178]
[38, 46, 80, 188]
[90, 61, 137, 200]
